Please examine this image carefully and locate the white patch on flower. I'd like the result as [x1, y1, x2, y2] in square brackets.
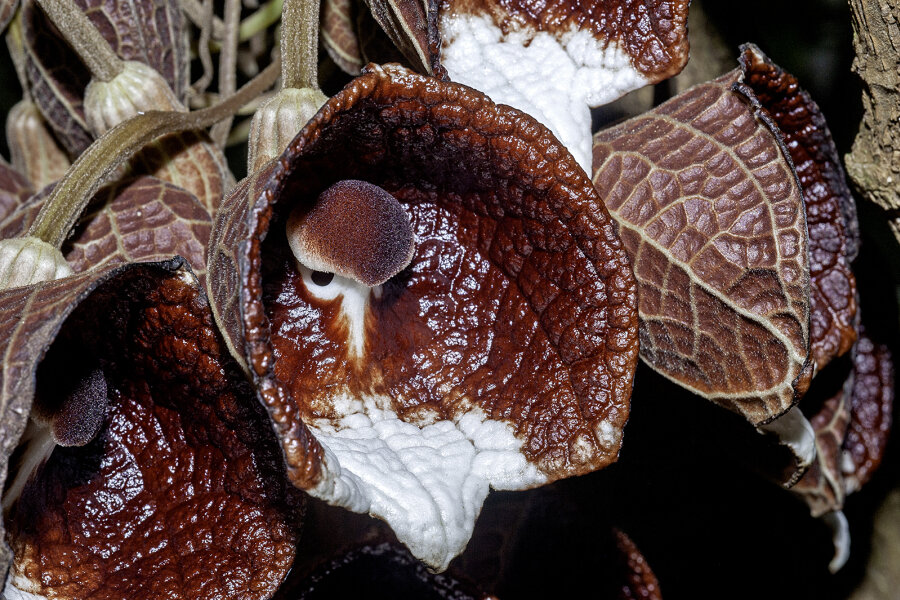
[441, 14, 649, 173]
[3, 568, 49, 600]
[306, 393, 547, 571]
[298, 262, 375, 358]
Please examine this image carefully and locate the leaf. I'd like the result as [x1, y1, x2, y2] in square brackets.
[0, 158, 34, 224]
[129, 131, 234, 216]
[0, 0, 16, 32]
[22, 0, 189, 155]
[4, 268, 303, 599]
[0, 176, 212, 277]
[321, 0, 364, 75]
[739, 43, 859, 371]
[364, 0, 442, 76]
[438, 0, 690, 171]
[21, 0, 92, 156]
[209, 63, 639, 569]
[791, 387, 851, 518]
[592, 69, 812, 426]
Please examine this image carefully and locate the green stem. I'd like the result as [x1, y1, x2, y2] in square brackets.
[28, 58, 281, 248]
[210, 0, 241, 146]
[34, 0, 123, 82]
[280, 0, 320, 89]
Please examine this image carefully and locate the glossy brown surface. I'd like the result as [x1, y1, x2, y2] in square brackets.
[0, 260, 183, 579]
[615, 529, 662, 600]
[593, 69, 812, 426]
[740, 44, 859, 371]
[209, 63, 639, 484]
[442, 0, 689, 80]
[7, 271, 303, 599]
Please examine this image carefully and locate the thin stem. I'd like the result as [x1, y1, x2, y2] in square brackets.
[34, 0, 123, 82]
[182, 0, 284, 42]
[281, 0, 319, 89]
[28, 58, 281, 248]
[210, 0, 241, 146]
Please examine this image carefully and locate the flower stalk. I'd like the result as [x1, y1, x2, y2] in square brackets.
[27, 58, 281, 248]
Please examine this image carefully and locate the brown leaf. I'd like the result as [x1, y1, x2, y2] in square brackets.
[0, 176, 212, 277]
[22, 0, 189, 155]
[364, 0, 442, 76]
[5, 269, 303, 599]
[792, 388, 851, 517]
[65, 176, 212, 277]
[592, 69, 812, 426]
[21, 0, 92, 156]
[842, 327, 894, 493]
[209, 64, 639, 567]
[0, 258, 183, 580]
[739, 43, 859, 371]
[321, 0, 364, 75]
[129, 131, 234, 215]
[0, 0, 16, 32]
[0, 158, 33, 224]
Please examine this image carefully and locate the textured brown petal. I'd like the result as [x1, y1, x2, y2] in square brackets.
[739, 43, 859, 371]
[0, 158, 34, 224]
[592, 69, 812, 426]
[440, 0, 689, 81]
[842, 327, 894, 493]
[615, 529, 662, 600]
[6, 270, 303, 599]
[321, 0, 365, 75]
[209, 64, 638, 567]
[22, 0, 188, 155]
[0, 176, 212, 277]
[0, 258, 183, 580]
[210, 62, 638, 482]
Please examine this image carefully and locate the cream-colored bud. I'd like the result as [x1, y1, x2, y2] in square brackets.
[84, 61, 185, 137]
[6, 100, 71, 188]
[0, 236, 73, 289]
[248, 87, 327, 172]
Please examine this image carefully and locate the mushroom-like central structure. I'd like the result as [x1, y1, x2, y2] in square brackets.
[286, 180, 415, 287]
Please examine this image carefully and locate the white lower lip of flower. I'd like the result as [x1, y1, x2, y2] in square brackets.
[3, 571, 49, 600]
[306, 393, 548, 572]
[440, 14, 649, 174]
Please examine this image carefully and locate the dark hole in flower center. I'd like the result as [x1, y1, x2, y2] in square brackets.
[311, 270, 335, 286]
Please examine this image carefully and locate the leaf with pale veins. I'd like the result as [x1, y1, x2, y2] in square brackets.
[592, 69, 812, 427]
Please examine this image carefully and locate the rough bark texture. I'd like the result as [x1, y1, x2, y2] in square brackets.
[846, 0, 900, 231]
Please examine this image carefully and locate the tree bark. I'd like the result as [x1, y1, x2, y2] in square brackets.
[846, 0, 900, 237]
